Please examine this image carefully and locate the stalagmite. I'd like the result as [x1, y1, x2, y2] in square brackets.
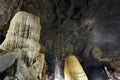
[0, 11, 41, 62]
[64, 55, 88, 80]
[0, 11, 45, 80]
[37, 53, 45, 79]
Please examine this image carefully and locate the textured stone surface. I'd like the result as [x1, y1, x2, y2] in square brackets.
[64, 55, 88, 80]
[0, 0, 120, 79]
[0, 0, 23, 26]
[0, 11, 45, 80]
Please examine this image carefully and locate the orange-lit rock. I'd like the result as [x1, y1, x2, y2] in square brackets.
[64, 55, 88, 80]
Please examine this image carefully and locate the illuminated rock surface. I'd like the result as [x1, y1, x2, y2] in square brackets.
[64, 55, 88, 80]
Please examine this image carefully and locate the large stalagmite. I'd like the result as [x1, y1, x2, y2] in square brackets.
[0, 11, 41, 59]
[64, 55, 88, 80]
[0, 11, 45, 80]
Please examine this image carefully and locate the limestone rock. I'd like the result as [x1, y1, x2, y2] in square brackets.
[37, 53, 45, 79]
[0, 52, 16, 73]
[109, 59, 120, 73]
[0, 0, 23, 26]
[92, 46, 103, 61]
[64, 55, 88, 80]
[15, 60, 30, 80]
[0, 11, 41, 62]
[82, 44, 93, 59]
[0, 11, 45, 80]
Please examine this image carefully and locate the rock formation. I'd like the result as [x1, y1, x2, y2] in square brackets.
[64, 55, 88, 80]
[0, 11, 45, 80]
[0, 0, 120, 80]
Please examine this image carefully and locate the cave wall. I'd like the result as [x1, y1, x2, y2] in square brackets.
[0, 0, 120, 78]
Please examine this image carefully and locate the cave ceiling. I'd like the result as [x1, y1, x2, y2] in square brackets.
[0, 0, 120, 61]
